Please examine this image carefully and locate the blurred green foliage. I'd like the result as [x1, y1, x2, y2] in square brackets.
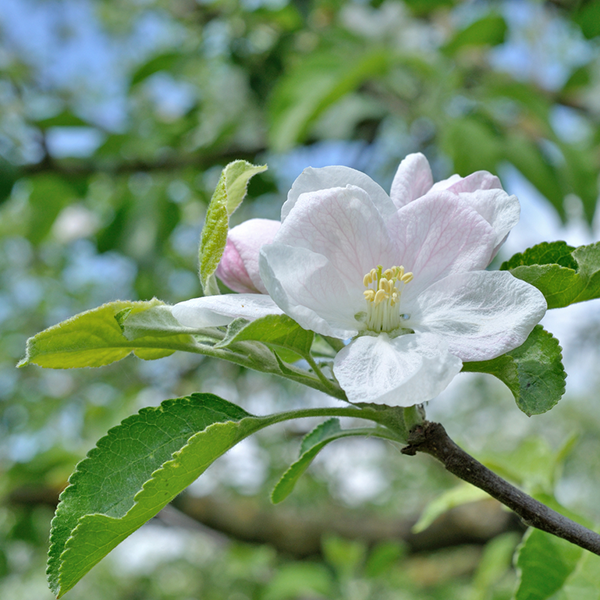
[2, 0, 600, 598]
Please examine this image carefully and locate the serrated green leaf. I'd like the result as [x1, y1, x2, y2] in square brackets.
[299, 418, 341, 455]
[514, 528, 583, 600]
[19, 299, 199, 369]
[412, 483, 488, 533]
[501, 241, 600, 309]
[217, 315, 314, 359]
[462, 326, 565, 416]
[48, 393, 284, 597]
[199, 160, 267, 294]
[271, 419, 385, 504]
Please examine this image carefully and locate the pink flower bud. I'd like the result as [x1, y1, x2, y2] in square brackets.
[216, 218, 280, 293]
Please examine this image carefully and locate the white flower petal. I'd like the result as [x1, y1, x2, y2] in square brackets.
[273, 185, 397, 292]
[172, 294, 282, 328]
[443, 171, 502, 193]
[389, 192, 497, 299]
[456, 189, 520, 252]
[283, 166, 397, 221]
[333, 332, 463, 406]
[260, 244, 361, 338]
[389, 153, 434, 208]
[409, 271, 547, 361]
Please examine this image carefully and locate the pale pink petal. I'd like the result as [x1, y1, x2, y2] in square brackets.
[456, 189, 520, 253]
[216, 218, 280, 293]
[407, 271, 547, 361]
[333, 332, 463, 406]
[389, 153, 434, 208]
[444, 171, 502, 193]
[172, 294, 282, 328]
[260, 244, 362, 338]
[273, 185, 397, 293]
[429, 174, 461, 192]
[388, 192, 496, 299]
[283, 166, 397, 221]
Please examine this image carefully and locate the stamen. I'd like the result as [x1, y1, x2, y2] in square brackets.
[361, 264, 414, 332]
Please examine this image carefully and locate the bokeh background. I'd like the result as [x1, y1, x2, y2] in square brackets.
[2, 0, 600, 598]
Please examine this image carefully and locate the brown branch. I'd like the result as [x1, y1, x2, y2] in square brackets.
[401, 421, 600, 556]
[8, 484, 520, 557]
[18, 147, 266, 178]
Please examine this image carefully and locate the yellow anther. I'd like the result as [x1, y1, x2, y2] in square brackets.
[363, 289, 375, 302]
[397, 266, 405, 280]
[384, 268, 393, 279]
[379, 278, 389, 292]
[370, 268, 377, 280]
[401, 272, 414, 284]
[363, 273, 373, 287]
[374, 289, 388, 305]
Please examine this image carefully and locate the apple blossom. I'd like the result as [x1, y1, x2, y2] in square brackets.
[173, 154, 547, 406]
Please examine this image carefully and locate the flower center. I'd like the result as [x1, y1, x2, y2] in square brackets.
[362, 265, 413, 333]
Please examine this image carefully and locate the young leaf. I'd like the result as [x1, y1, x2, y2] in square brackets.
[18, 299, 201, 369]
[47, 393, 283, 597]
[502, 241, 600, 309]
[118, 303, 218, 341]
[412, 484, 488, 533]
[462, 326, 565, 416]
[216, 314, 314, 359]
[199, 160, 267, 295]
[271, 419, 388, 504]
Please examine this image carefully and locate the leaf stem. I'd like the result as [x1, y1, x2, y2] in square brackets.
[401, 421, 600, 556]
[304, 354, 340, 396]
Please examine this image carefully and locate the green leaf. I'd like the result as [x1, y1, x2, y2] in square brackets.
[34, 111, 90, 129]
[504, 135, 567, 219]
[462, 326, 565, 416]
[47, 393, 285, 597]
[19, 299, 199, 369]
[199, 160, 267, 295]
[130, 52, 182, 86]
[501, 241, 600, 309]
[217, 315, 314, 360]
[514, 528, 583, 600]
[412, 483, 488, 533]
[269, 48, 390, 151]
[271, 419, 384, 504]
[441, 116, 502, 175]
[118, 304, 214, 340]
[556, 551, 600, 600]
[443, 14, 507, 55]
[27, 174, 78, 244]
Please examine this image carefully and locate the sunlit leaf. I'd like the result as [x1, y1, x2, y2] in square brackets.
[199, 160, 267, 295]
[217, 315, 314, 359]
[19, 299, 197, 368]
[502, 241, 600, 309]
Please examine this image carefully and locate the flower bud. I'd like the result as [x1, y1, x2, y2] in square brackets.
[216, 218, 280, 293]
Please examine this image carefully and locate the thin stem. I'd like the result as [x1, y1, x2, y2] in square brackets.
[321, 336, 345, 353]
[402, 421, 600, 556]
[304, 354, 341, 396]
